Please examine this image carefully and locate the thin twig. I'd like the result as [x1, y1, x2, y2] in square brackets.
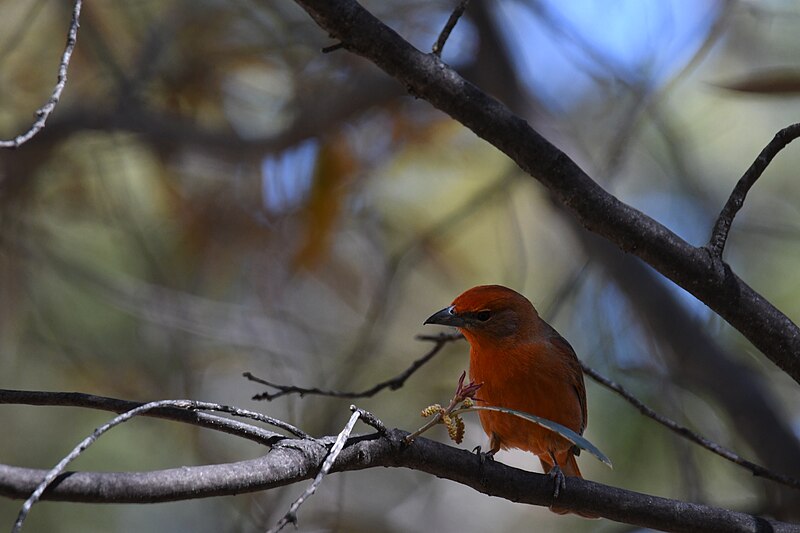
[0, 0, 82, 149]
[187, 401, 308, 438]
[350, 405, 387, 434]
[706, 123, 800, 257]
[582, 364, 800, 491]
[245, 332, 462, 401]
[266, 409, 362, 533]
[322, 42, 343, 53]
[405, 370, 480, 444]
[326, 171, 513, 407]
[405, 398, 456, 445]
[432, 0, 470, 57]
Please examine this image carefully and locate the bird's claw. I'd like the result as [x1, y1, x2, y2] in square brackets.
[473, 445, 495, 465]
[548, 464, 567, 499]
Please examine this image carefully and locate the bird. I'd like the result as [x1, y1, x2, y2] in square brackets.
[424, 284, 591, 516]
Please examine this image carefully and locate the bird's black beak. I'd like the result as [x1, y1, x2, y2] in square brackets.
[424, 305, 465, 327]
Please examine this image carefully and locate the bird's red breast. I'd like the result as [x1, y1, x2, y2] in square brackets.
[427, 285, 587, 475]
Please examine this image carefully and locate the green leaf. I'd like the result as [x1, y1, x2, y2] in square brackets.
[457, 405, 613, 468]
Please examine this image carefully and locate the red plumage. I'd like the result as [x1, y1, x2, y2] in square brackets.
[426, 285, 593, 517]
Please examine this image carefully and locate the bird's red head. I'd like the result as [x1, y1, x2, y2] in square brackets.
[424, 285, 541, 345]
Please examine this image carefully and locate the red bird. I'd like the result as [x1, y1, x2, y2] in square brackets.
[425, 285, 589, 514]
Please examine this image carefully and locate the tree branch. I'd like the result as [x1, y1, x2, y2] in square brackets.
[707, 123, 800, 257]
[14, 399, 198, 532]
[581, 364, 800, 491]
[267, 408, 362, 533]
[245, 332, 462, 400]
[577, 228, 800, 516]
[245, 327, 799, 494]
[1, 428, 797, 532]
[290, 0, 800, 385]
[0, 389, 306, 442]
[0, 0, 82, 149]
[432, 0, 470, 57]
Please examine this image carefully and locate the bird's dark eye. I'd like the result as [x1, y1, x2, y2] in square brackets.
[476, 310, 491, 322]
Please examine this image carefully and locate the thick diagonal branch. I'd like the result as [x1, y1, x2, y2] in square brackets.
[291, 0, 800, 385]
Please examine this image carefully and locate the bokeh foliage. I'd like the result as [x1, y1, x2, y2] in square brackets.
[2, 1, 800, 531]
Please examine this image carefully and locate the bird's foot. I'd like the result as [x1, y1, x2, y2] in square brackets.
[548, 464, 567, 499]
[473, 445, 496, 465]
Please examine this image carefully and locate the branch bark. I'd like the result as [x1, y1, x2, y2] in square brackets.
[289, 0, 800, 385]
[0, 389, 300, 443]
[0, 0, 82, 149]
[707, 123, 800, 257]
[245, 332, 462, 400]
[579, 231, 800, 518]
[1, 429, 797, 533]
[581, 363, 800, 491]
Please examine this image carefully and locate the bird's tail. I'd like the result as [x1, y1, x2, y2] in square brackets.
[540, 451, 598, 519]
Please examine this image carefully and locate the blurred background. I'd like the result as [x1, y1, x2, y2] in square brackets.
[1, 0, 800, 531]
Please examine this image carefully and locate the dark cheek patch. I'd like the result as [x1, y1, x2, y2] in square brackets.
[490, 312, 519, 337]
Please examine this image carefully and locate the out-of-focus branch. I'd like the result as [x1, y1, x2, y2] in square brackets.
[0, 0, 82, 149]
[310, 171, 515, 423]
[290, 0, 800, 385]
[0, 67, 400, 186]
[707, 123, 800, 257]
